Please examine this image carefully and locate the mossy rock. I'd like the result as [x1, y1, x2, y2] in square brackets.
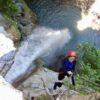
[35, 93, 53, 100]
[34, 58, 44, 71]
[24, 0, 32, 6]
[20, 0, 37, 24]
[6, 25, 21, 42]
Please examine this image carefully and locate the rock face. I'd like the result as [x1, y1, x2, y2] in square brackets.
[50, 0, 95, 13]
[0, 0, 37, 78]
[0, 67, 99, 100]
[0, 76, 23, 100]
[0, 26, 16, 77]
[6, 25, 21, 42]
[0, 14, 8, 28]
[55, 92, 100, 100]
[18, 67, 100, 100]
[14, 0, 37, 36]
[18, 68, 78, 100]
[66, 0, 94, 13]
[0, 14, 21, 42]
[0, 0, 37, 41]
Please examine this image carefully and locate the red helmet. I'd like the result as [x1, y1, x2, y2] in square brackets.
[67, 51, 77, 57]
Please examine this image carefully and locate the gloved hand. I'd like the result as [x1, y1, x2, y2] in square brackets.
[67, 71, 73, 76]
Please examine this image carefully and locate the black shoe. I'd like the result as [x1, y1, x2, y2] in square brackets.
[53, 83, 57, 90]
[53, 82, 63, 90]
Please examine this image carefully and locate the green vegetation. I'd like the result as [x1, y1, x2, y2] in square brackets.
[64, 43, 100, 94]
[76, 43, 100, 93]
[0, 0, 22, 41]
[34, 58, 44, 70]
[0, 0, 19, 17]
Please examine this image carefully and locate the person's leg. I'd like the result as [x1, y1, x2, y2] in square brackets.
[53, 73, 65, 90]
[53, 82, 63, 90]
[66, 71, 74, 85]
[66, 72, 75, 86]
[72, 75, 75, 86]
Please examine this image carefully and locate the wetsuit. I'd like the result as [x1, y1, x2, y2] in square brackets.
[53, 58, 76, 90]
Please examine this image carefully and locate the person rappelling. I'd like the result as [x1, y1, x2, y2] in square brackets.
[53, 51, 77, 90]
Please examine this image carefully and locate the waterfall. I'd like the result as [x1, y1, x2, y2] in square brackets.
[5, 27, 71, 83]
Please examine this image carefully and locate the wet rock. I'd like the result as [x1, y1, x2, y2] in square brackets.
[0, 14, 8, 28]
[0, 51, 16, 77]
[0, 61, 5, 71]
[14, 0, 37, 36]
[19, 23, 34, 36]
[0, 50, 16, 61]
[54, 0, 94, 13]
[16, 2, 25, 14]
[0, 60, 14, 77]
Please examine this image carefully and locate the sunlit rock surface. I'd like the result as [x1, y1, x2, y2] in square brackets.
[77, 0, 100, 30]
[0, 33, 16, 58]
[0, 27, 16, 77]
[0, 76, 23, 100]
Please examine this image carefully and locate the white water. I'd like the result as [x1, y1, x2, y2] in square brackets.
[5, 27, 71, 83]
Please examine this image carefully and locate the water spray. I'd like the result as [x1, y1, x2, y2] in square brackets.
[5, 27, 71, 83]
